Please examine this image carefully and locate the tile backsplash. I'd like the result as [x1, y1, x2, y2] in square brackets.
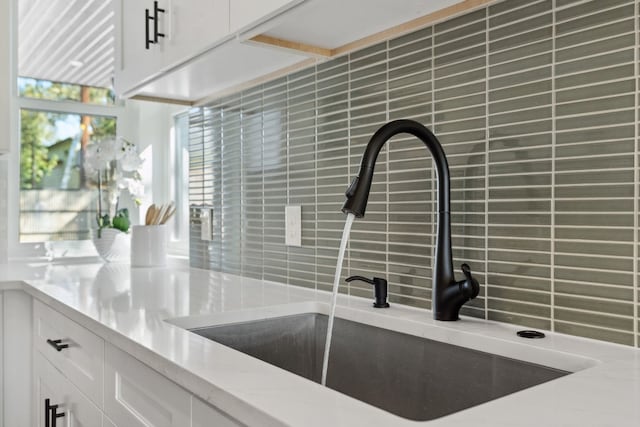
[189, 0, 640, 346]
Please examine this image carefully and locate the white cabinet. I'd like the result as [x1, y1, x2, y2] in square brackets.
[230, 0, 302, 33]
[34, 352, 102, 427]
[33, 300, 104, 408]
[104, 343, 191, 427]
[115, 0, 231, 96]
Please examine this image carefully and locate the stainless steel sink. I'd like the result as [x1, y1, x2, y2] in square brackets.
[190, 313, 569, 421]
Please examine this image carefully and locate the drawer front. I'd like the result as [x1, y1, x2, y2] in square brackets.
[192, 397, 244, 427]
[33, 300, 104, 407]
[34, 351, 102, 427]
[104, 343, 190, 427]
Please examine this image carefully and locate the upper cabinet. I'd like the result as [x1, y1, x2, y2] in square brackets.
[115, 0, 232, 97]
[115, 0, 466, 104]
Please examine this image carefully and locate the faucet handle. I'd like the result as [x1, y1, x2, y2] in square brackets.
[346, 275, 390, 308]
[459, 263, 480, 299]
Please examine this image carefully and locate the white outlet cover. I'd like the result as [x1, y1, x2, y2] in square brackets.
[200, 209, 212, 241]
[285, 205, 302, 247]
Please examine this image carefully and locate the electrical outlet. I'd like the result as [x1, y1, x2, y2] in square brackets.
[285, 205, 302, 247]
[200, 208, 212, 241]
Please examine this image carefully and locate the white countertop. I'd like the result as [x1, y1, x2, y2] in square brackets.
[2, 260, 639, 426]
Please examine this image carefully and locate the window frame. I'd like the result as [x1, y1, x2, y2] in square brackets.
[9, 93, 127, 260]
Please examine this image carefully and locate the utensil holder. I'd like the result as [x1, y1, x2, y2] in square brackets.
[131, 225, 167, 267]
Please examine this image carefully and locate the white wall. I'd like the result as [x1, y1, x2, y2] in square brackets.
[0, 0, 13, 263]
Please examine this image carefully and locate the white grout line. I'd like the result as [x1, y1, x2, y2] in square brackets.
[633, 0, 639, 348]
[485, 4, 490, 320]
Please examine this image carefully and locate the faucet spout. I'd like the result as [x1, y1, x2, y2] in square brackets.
[342, 119, 479, 320]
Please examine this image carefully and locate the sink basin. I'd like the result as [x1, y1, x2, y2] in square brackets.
[190, 313, 569, 421]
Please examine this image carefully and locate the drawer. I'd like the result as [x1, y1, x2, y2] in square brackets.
[33, 300, 104, 407]
[104, 343, 190, 427]
[34, 351, 102, 427]
[192, 397, 244, 427]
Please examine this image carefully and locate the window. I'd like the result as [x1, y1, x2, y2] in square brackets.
[168, 112, 190, 256]
[15, 77, 124, 250]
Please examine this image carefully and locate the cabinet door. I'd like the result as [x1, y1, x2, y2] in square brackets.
[104, 343, 190, 427]
[230, 0, 303, 33]
[33, 352, 102, 427]
[165, 0, 230, 68]
[33, 300, 104, 408]
[116, 0, 167, 93]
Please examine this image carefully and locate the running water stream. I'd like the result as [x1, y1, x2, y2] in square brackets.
[321, 213, 356, 386]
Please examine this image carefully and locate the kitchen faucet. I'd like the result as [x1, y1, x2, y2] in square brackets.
[342, 119, 479, 320]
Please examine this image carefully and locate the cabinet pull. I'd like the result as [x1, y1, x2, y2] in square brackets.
[153, 1, 166, 43]
[46, 339, 69, 352]
[145, 1, 165, 49]
[45, 399, 65, 427]
[145, 7, 152, 49]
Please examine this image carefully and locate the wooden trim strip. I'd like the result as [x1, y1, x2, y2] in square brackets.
[249, 34, 332, 58]
[130, 94, 194, 106]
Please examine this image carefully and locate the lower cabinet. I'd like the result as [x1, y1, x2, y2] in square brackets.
[33, 352, 101, 427]
[104, 343, 243, 427]
[104, 343, 191, 427]
[32, 300, 245, 427]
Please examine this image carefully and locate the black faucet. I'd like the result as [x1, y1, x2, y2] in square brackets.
[342, 119, 479, 321]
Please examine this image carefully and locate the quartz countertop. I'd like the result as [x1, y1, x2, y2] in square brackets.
[2, 260, 639, 426]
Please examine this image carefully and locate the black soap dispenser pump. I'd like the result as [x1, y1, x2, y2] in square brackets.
[346, 275, 390, 308]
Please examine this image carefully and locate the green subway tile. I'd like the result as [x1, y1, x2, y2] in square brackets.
[557, 4, 632, 36]
[489, 40, 552, 66]
[554, 308, 632, 332]
[489, 0, 551, 28]
[556, 281, 633, 301]
[555, 226, 634, 242]
[389, 26, 432, 49]
[555, 213, 633, 228]
[489, 13, 552, 42]
[488, 249, 550, 266]
[555, 265, 632, 287]
[487, 273, 551, 292]
[490, 27, 552, 53]
[489, 225, 550, 239]
[555, 154, 633, 171]
[435, 45, 487, 68]
[489, 107, 551, 127]
[488, 311, 551, 331]
[554, 322, 633, 346]
[435, 32, 485, 57]
[488, 286, 550, 305]
[555, 253, 632, 272]
[488, 133, 551, 150]
[556, 34, 635, 63]
[555, 124, 634, 144]
[555, 184, 633, 198]
[556, 65, 634, 91]
[435, 68, 486, 89]
[487, 298, 551, 318]
[489, 175, 551, 190]
[555, 0, 631, 24]
[556, 49, 634, 78]
[556, 79, 635, 104]
[557, 20, 634, 51]
[435, 8, 486, 34]
[490, 67, 551, 90]
[555, 198, 634, 213]
[489, 80, 552, 102]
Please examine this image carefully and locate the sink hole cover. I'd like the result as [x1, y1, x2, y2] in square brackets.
[517, 330, 545, 339]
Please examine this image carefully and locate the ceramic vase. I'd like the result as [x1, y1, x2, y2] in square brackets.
[92, 228, 131, 263]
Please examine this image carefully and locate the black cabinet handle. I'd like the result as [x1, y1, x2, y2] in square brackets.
[45, 399, 65, 427]
[145, 7, 152, 49]
[153, 1, 165, 43]
[145, 1, 165, 49]
[46, 339, 69, 352]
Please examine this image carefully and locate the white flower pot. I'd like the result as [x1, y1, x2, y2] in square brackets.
[92, 228, 131, 263]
